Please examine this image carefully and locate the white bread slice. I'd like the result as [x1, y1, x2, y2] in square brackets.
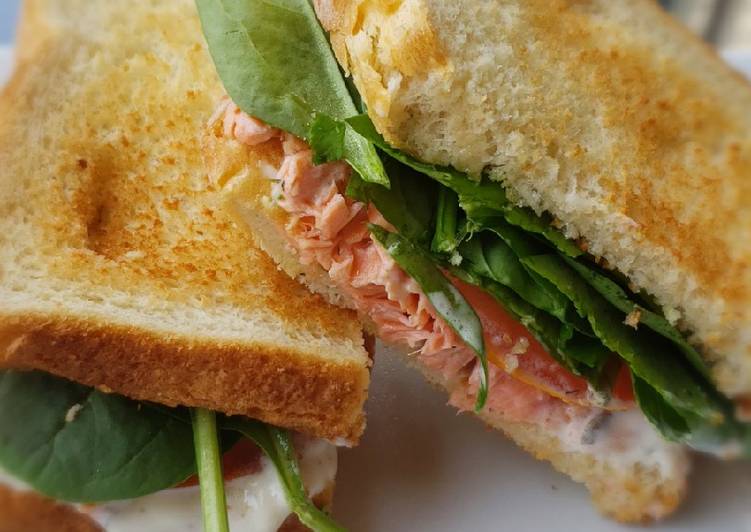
[212, 121, 690, 523]
[0, 0, 370, 443]
[315, 0, 751, 403]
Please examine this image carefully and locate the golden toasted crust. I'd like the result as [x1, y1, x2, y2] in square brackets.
[1, 314, 366, 442]
[316, 0, 751, 399]
[0, 0, 368, 442]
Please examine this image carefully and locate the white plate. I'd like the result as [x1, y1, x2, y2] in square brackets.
[2, 46, 751, 531]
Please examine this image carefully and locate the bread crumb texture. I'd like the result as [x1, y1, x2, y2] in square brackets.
[318, 0, 751, 398]
[0, 0, 369, 442]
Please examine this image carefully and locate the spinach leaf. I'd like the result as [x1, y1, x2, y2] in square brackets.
[633, 375, 751, 454]
[458, 231, 585, 332]
[482, 221, 592, 333]
[530, 252, 751, 450]
[196, 0, 388, 186]
[193, 409, 230, 532]
[370, 225, 489, 409]
[520, 254, 725, 423]
[563, 256, 710, 379]
[632, 375, 690, 441]
[222, 417, 345, 532]
[493, 207, 583, 259]
[346, 115, 748, 445]
[0, 371, 196, 502]
[348, 157, 437, 244]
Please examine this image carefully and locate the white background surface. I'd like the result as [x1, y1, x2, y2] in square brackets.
[2, 47, 751, 531]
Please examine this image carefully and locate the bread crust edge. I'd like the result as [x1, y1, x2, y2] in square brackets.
[0, 314, 368, 444]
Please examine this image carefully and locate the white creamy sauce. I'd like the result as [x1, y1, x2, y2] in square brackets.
[0, 439, 337, 532]
[555, 409, 690, 480]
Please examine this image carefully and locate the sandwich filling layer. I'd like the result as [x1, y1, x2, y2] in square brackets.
[197, 0, 751, 462]
[221, 102, 688, 477]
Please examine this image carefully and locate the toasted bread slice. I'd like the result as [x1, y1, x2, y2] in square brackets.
[0, 0, 369, 444]
[315, 0, 751, 402]
[211, 118, 689, 523]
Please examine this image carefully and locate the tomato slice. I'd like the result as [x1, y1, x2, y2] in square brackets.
[451, 276, 633, 410]
[613, 363, 635, 403]
[176, 439, 262, 489]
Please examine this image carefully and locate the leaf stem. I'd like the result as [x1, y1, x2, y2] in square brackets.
[192, 408, 229, 532]
[432, 187, 460, 254]
[222, 417, 346, 532]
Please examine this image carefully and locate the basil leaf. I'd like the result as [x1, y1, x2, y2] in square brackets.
[222, 417, 345, 532]
[369, 224, 488, 409]
[193, 409, 230, 532]
[196, 0, 388, 186]
[520, 254, 725, 423]
[563, 256, 710, 379]
[0, 371, 196, 502]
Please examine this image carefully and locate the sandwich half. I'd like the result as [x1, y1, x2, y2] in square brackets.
[198, 0, 751, 523]
[0, 0, 371, 529]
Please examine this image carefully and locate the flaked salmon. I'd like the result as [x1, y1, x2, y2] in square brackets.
[221, 104, 635, 432]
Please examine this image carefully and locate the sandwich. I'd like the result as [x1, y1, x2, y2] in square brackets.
[0, 1, 371, 530]
[198, 0, 751, 522]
